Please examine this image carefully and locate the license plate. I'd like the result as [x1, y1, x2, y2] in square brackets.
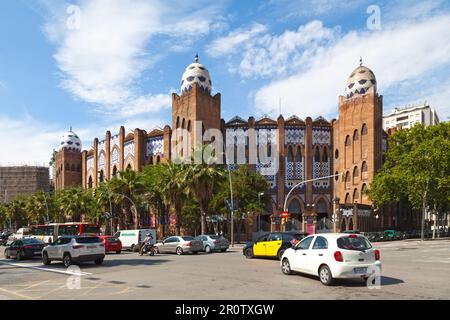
[353, 267, 368, 274]
[34, 251, 41, 255]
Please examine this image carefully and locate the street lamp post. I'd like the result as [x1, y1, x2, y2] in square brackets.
[333, 196, 340, 233]
[258, 192, 264, 232]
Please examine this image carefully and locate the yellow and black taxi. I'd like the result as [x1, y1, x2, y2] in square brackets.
[243, 231, 308, 260]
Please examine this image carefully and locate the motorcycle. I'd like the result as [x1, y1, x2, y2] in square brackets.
[139, 242, 156, 256]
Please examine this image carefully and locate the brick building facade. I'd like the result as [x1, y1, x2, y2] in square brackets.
[0, 166, 50, 203]
[54, 56, 410, 237]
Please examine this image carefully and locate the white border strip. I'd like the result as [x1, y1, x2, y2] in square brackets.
[0, 260, 92, 276]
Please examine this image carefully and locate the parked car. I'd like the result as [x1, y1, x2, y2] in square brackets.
[4, 238, 46, 260]
[114, 229, 156, 252]
[243, 231, 308, 260]
[195, 235, 229, 253]
[42, 236, 105, 267]
[99, 235, 122, 254]
[280, 233, 382, 286]
[1, 231, 12, 246]
[154, 236, 203, 255]
[384, 230, 397, 241]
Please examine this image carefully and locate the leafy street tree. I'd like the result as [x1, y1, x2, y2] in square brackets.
[211, 165, 271, 243]
[369, 123, 450, 239]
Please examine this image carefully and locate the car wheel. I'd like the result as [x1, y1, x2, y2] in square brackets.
[131, 244, 136, 252]
[94, 258, 104, 265]
[205, 245, 212, 254]
[244, 248, 253, 259]
[281, 258, 292, 275]
[63, 254, 72, 268]
[176, 247, 183, 255]
[4, 249, 10, 259]
[319, 265, 334, 286]
[116, 251, 121, 254]
[277, 249, 285, 261]
[42, 252, 51, 265]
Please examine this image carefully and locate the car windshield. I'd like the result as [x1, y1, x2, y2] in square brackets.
[337, 236, 372, 251]
[76, 237, 101, 244]
[182, 236, 195, 241]
[209, 235, 221, 240]
[22, 238, 44, 245]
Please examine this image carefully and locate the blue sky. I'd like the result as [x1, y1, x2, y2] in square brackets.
[0, 0, 449, 165]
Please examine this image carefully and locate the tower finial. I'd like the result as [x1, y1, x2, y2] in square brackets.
[359, 56, 363, 66]
[195, 53, 199, 63]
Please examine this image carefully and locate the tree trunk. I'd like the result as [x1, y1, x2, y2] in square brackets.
[200, 210, 207, 235]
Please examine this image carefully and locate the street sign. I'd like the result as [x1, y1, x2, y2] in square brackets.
[281, 211, 289, 218]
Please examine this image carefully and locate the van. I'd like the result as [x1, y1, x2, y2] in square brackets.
[114, 229, 156, 252]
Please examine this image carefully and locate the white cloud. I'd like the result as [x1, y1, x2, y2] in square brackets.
[208, 23, 268, 57]
[0, 115, 61, 166]
[252, 14, 450, 119]
[42, 0, 224, 119]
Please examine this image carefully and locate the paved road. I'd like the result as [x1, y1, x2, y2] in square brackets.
[0, 240, 449, 300]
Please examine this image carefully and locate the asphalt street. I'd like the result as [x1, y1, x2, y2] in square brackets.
[0, 239, 449, 300]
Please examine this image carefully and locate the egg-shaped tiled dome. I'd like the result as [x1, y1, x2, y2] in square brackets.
[345, 65, 377, 99]
[59, 128, 82, 152]
[181, 54, 212, 93]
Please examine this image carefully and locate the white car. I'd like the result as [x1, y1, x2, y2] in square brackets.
[280, 233, 381, 286]
[42, 236, 105, 267]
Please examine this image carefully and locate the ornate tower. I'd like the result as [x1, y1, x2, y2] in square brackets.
[333, 61, 383, 230]
[171, 54, 221, 159]
[54, 128, 83, 190]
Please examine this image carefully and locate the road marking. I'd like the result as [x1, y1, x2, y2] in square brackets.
[0, 287, 33, 300]
[0, 260, 92, 276]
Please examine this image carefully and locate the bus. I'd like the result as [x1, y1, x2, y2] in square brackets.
[29, 223, 101, 244]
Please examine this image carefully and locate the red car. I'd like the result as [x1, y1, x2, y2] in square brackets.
[100, 236, 122, 254]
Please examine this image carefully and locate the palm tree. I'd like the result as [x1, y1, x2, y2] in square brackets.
[108, 169, 145, 229]
[140, 165, 169, 236]
[185, 145, 226, 235]
[157, 162, 189, 236]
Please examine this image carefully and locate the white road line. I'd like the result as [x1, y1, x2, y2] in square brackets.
[0, 260, 92, 276]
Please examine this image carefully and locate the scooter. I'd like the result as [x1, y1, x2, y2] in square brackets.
[139, 242, 156, 256]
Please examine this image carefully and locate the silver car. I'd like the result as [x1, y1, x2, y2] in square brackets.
[155, 236, 203, 255]
[195, 235, 230, 253]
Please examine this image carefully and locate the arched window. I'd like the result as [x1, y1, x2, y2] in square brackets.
[71, 164, 76, 172]
[335, 149, 339, 159]
[353, 189, 360, 203]
[99, 170, 104, 183]
[287, 146, 294, 162]
[361, 124, 368, 159]
[345, 193, 351, 204]
[314, 147, 321, 162]
[176, 117, 180, 129]
[112, 166, 118, 177]
[295, 146, 302, 162]
[288, 198, 302, 223]
[362, 161, 368, 180]
[353, 130, 359, 163]
[127, 164, 132, 171]
[353, 166, 359, 185]
[182, 118, 185, 129]
[88, 176, 93, 189]
[345, 135, 351, 167]
[322, 146, 328, 163]
[66, 163, 70, 171]
[361, 184, 368, 203]
[345, 171, 351, 190]
[187, 120, 191, 132]
[156, 156, 161, 164]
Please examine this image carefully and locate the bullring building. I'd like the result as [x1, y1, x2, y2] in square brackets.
[54, 55, 394, 236]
